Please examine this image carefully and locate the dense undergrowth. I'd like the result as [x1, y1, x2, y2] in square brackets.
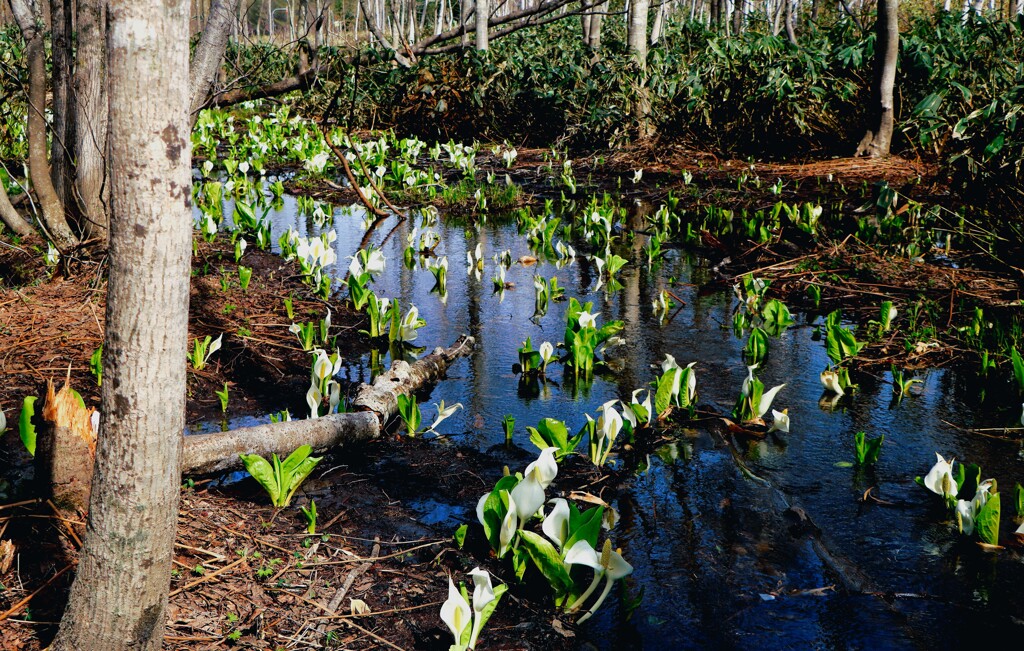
[0, 14, 1021, 205]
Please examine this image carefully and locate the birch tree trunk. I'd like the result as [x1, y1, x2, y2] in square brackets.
[475, 0, 489, 48]
[628, 0, 653, 135]
[855, 0, 898, 157]
[74, 0, 110, 241]
[50, 0, 192, 648]
[587, 0, 605, 50]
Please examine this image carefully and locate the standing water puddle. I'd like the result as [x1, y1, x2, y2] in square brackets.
[195, 190, 1024, 648]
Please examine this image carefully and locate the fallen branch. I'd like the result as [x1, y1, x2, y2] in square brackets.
[181, 335, 474, 475]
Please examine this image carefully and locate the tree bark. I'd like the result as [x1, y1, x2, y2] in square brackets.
[475, 0, 489, 49]
[732, 0, 745, 34]
[587, 0, 605, 50]
[49, 0, 76, 207]
[627, 0, 653, 136]
[74, 0, 111, 241]
[189, 0, 243, 122]
[784, 0, 798, 45]
[8, 0, 78, 249]
[0, 183, 35, 237]
[856, 0, 898, 157]
[50, 0, 192, 647]
[182, 335, 474, 474]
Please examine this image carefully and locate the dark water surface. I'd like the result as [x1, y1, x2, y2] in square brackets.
[196, 192, 1024, 649]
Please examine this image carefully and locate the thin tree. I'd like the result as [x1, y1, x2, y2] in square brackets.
[855, 0, 898, 157]
[50, 0, 193, 647]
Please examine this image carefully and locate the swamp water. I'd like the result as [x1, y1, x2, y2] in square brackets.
[194, 189, 1024, 649]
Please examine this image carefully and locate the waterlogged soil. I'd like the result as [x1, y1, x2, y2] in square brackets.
[0, 237, 363, 433]
[2, 147, 1024, 650]
[0, 436, 583, 650]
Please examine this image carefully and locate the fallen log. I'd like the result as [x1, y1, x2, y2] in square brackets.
[180, 335, 474, 475]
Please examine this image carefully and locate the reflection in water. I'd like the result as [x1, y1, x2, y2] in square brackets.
[194, 191, 1024, 648]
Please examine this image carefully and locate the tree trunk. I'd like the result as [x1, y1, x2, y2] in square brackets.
[587, 0, 605, 51]
[0, 182, 35, 237]
[856, 0, 898, 157]
[784, 0, 798, 45]
[475, 0, 489, 49]
[627, 0, 653, 135]
[49, 0, 76, 207]
[74, 0, 111, 242]
[8, 0, 78, 249]
[732, 0, 745, 33]
[461, 0, 471, 46]
[189, 0, 243, 121]
[50, 0, 192, 647]
[650, 2, 665, 45]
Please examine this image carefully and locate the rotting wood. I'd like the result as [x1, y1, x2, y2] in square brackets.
[181, 335, 474, 475]
[38, 379, 97, 516]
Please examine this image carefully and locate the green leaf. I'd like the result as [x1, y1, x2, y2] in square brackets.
[565, 506, 604, 551]
[19, 396, 38, 457]
[282, 456, 322, 507]
[1014, 483, 1024, 518]
[240, 453, 281, 505]
[975, 493, 1001, 546]
[280, 445, 313, 476]
[1011, 348, 1024, 393]
[518, 531, 572, 595]
[453, 524, 468, 549]
[654, 369, 677, 416]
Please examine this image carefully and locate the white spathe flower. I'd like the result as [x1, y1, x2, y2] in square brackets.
[440, 576, 472, 644]
[305, 151, 329, 173]
[539, 341, 555, 365]
[328, 381, 341, 413]
[756, 384, 785, 418]
[430, 400, 463, 432]
[306, 384, 323, 419]
[542, 498, 571, 549]
[398, 306, 422, 341]
[596, 402, 623, 443]
[525, 447, 559, 489]
[820, 369, 845, 396]
[619, 400, 637, 430]
[499, 492, 518, 557]
[238, 161, 250, 175]
[768, 408, 790, 434]
[364, 249, 386, 275]
[90, 410, 100, 435]
[312, 348, 340, 383]
[1020, 401, 1024, 427]
[201, 160, 214, 176]
[470, 567, 495, 615]
[348, 255, 363, 278]
[577, 311, 598, 329]
[208, 333, 223, 357]
[741, 364, 758, 397]
[922, 453, 957, 499]
[661, 354, 680, 374]
[632, 169, 643, 183]
[956, 499, 976, 535]
[631, 388, 654, 425]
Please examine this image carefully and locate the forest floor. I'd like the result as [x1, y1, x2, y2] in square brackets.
[0, 146, 1021, 649]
